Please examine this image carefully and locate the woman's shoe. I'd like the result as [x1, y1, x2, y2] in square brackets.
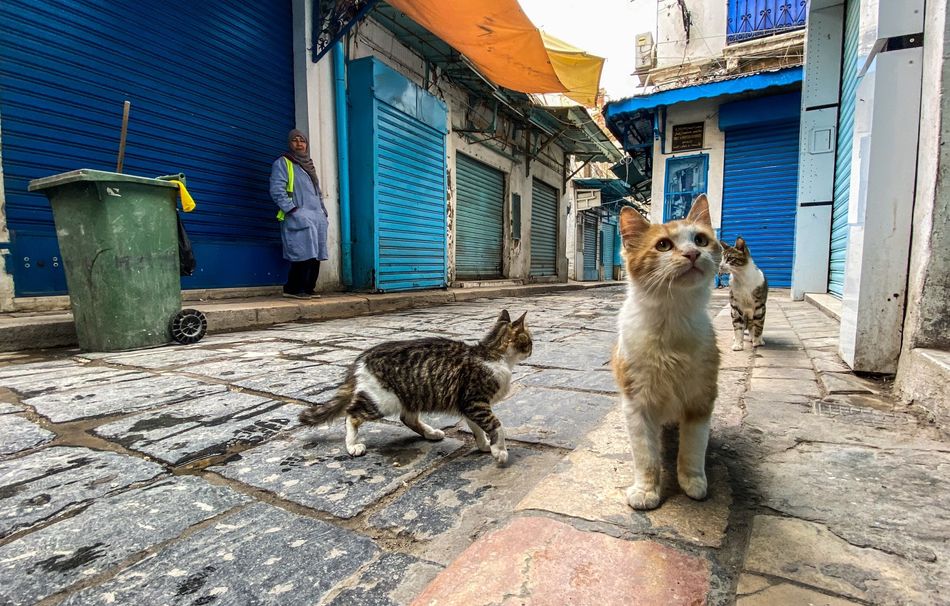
[282, 292, 308, 300]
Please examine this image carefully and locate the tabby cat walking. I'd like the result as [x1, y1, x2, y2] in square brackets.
[720, 237, 768, 350]
[612, 195, 721, 510]
[298, 310, 532, 466]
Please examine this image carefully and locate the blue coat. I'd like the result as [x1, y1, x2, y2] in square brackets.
[269, 157, 329, 262]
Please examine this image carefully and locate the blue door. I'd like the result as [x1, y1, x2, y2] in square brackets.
[601, 220, 617, 279]
[721, 120, 801, 288]
[829, 0, 861, 297]
[456, 154, 504, 280]
[0, 1, 296, 295]
[664, 155, 709, 221]
[530, 179, 559, 277]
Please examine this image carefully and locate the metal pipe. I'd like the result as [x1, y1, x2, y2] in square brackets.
[333, 40, 353, 288]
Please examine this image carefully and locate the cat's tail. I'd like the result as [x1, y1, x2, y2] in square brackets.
[298, 366, 356, 426]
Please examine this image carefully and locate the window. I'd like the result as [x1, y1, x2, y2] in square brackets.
[727, 0, 809, 45]
[664, 154, 709, 221]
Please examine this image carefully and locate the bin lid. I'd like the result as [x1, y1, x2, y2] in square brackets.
[28, 169, 180, 192]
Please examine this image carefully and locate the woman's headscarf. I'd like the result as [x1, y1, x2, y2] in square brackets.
[286, 129, 320, 192]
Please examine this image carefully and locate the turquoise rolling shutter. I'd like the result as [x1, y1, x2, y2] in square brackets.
[455, 154, 504, 280]
[530, 179, 559, 277]
[582, 212, 598, 281]
[602, 220, 617, 279]
[829, 0, 861, 297]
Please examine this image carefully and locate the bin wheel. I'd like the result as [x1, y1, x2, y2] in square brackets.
[170, 309, 207, 345]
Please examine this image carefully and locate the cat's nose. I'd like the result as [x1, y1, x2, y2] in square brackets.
[682, 250, 700, 264]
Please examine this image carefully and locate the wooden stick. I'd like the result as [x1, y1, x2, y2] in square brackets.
[116, 100, 131, 173]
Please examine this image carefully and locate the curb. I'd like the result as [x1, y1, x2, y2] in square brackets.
[0, 281, 621, 353]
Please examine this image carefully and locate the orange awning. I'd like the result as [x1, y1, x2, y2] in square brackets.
[385, 0, 604, 105]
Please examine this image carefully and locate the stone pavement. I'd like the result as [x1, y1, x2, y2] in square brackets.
[0, 286, 946, 605]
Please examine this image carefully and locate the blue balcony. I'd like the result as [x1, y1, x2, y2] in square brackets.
[727, 0, 809, 44]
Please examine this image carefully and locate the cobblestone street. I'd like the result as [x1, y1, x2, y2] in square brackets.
[0, 287, 946, 605]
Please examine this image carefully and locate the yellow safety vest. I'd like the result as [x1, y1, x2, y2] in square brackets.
[276, 156, 294, 221]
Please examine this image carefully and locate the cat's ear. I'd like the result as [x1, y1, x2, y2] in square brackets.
[735, 236, 746, 251]
[619, 206, 650, 249]
[512, 312, 527, 328]
[686, 194, 712, 227]
[497, 310, 511, 323]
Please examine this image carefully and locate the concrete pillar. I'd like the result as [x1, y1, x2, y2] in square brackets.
[291, 0, 341, 290]
[0, 111, 14, 312]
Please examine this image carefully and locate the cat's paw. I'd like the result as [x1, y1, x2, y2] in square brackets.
[424, 428, 445, 441]
[752, 337, 765, 348]
[678, 473, 708, 500]
[731, 341, 744, 351]
[626, 485, 661, 510]
[474, 438, 491, 452]
[347, 443, 367, 457]
[491, 446, 509, 466]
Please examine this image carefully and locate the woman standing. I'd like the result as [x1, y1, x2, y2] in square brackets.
[269, 129, 329, 298]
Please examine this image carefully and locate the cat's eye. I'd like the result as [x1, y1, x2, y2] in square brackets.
[655, 238, 673, 252]
[694, 233, 709, 246]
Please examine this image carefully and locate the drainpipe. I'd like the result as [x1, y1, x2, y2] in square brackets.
[333, 40, 353, 288]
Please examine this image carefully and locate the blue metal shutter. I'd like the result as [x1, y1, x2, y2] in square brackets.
[602, 220, 617, 279]
[721, 120, 801, 288]
[530, 179, 558, 277]
[829, 0, 861, 297]
[376, 103, 447, 291]
[0, 1, 295, 295]
[455, 154, 504, 280]
[582, 212, 598, 281]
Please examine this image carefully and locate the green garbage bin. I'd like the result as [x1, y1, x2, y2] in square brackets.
[29, 169, 182, 351]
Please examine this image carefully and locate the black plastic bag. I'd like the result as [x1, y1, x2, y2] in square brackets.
[177, 213, 196, 276]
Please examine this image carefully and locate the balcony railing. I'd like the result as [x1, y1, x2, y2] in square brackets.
[727, 0, 809, 44]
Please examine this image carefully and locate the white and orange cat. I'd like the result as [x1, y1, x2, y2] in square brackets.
[612, 194, 721, 510]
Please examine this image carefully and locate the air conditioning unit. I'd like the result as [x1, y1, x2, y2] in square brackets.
[635, 32, 656, 74]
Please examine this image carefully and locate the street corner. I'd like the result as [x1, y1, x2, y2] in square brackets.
[411, 516, 710, 606]
[210, 423, 465, 519]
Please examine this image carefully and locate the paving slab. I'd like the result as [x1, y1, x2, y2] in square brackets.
[0, 402, 22, 415]
[748, 377, 821, 397]
[0, 366, 148, 398]
[369, 447, 559, 544]
[0, 476, 248, 606]
[94, 392, 305, 466]
[213, 427, 464, 519]
[25, 375, 228, 423]
[0, 447, 165, 538]
[0, 360, 80, 379]
[465, 386, 615, 449]
[518, 368, 617, 393]
[0, 414, 55, 456]
[757, 441, 950, 563]
[516, 411, 732, 549]
[743, 515, 935, 605]
[234, 362, 347, 403]
[735, 575, 861, 606]
[412, 516, 710, 606]
[819, 371, 880, 395]
[59, 502, 379, 606]
[327, 552, 443, 606]
[94, 346, 237, 369]
[524, 338, 612, 371]
[750, 366, 817, 380]
[183, 356, 322, 381]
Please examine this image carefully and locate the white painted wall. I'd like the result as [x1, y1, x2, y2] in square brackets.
[649, 98, 725, 228]
[350, 18, 569, 283]
[654, 0, 728, 71]
[292, 0, 340, 292]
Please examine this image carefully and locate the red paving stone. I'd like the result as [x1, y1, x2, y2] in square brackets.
[412, 516, 710, 606]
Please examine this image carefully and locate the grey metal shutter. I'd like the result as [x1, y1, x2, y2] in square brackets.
[455, 154, 504, 280]
[602, 221, 616, 279]
[721, 120, 801, 288]
[829, 0, 861, 297]
[0, 1, 296, 295]
[582, 212, 598, 281]
[530, 179, 558, 277]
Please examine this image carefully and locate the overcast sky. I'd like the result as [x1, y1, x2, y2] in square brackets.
[519, 0, 657, 101]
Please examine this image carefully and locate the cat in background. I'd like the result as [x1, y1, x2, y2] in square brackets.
[298, 310, 532, 466]
[612, 194, 721, 510]
[720, 236, 768, 351]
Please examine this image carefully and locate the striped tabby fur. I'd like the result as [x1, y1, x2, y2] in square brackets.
[721, 237, 768, 350]
[299, 310, 532, 465]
